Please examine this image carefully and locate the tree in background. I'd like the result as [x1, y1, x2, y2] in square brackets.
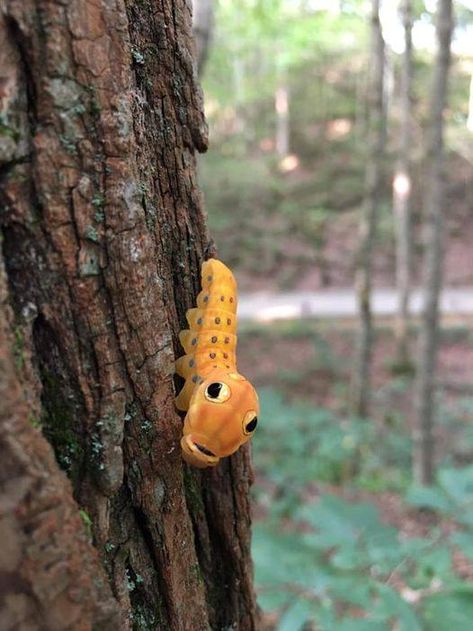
[0, 1, 257, 628]
[393, 0, 414, 370]
[192, 0, 215, 76]
[414, 0, 454, 486]
[351, 0, 386, 417]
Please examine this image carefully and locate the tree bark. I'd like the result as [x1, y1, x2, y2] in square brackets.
[0, 1, 257, 629]
[350, 0, 385, 417]
[393, 0, 414, 368]
[414, 0, 454, 486]
[192, 0, 214, 77]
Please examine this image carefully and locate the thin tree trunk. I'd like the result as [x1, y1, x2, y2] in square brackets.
[350, 0, 385, 417]
[275, 78, 290, 158]
[393, 0, 414, 368]
[0, 1, 257, 628]
[467, 72, 473, 132]
[192, 0, 214, 77]
[414, 0, 454, 486]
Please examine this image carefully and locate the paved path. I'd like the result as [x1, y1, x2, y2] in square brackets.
[237, 287, 473, 322]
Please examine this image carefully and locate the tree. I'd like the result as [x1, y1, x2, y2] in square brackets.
[0, 1, 257, 628]
[192, 0, 215, 76]
[392, 0, 414, 369]
[350, 0, 385, 417]
[414, 0, 454, 486]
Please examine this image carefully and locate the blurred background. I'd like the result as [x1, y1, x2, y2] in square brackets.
[195, 1, 473, 629]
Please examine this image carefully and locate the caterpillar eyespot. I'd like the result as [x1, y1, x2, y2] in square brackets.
[205, 382, 230, 403]
[175, 258, 260, 468]
[243, 413, 258, 435]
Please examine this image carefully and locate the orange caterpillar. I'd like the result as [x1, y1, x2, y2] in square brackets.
[175, 259, 259, 468]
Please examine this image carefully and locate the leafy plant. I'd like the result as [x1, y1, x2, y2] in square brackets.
[252, 390, 473, 629]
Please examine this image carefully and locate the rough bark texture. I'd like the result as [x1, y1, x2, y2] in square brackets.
[192, 0, 214, 77]
[393, 0, 413, 368]
[0, 0, 257, 629]
[350, 0, 385, 417]
[414, 0, 453, 486]
[0, 249, 120, 630]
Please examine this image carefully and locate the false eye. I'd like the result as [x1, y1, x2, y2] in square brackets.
[243, 411, 258, 435]
[204, 382, 231, 403]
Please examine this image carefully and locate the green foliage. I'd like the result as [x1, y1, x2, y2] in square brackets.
[253, 389, 473, 629]
[254, 388, 411, 492]
[406, 465, 473, 528]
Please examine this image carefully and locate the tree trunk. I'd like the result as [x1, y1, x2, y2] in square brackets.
[275, 79, 289, 159]
[467, 72, 473, 132]
[414, 0, 454, 486]
[192, 0, 214, 77]
[350, 0, 385, 417]
[393, 0, 414, 368]
[0, 1, 257, 629]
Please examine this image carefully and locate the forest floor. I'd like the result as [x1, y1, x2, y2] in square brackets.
[238, 320, 473, 609]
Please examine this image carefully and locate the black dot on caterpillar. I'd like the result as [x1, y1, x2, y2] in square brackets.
[210, 352, 216, 359]
[189, 359, 195, 367]
[224, 337, 229, 344]
[215, 317, 221, 324]
[220, 296, 224, 301]
[192, 338, 197, 345]
[211, 335, 217, 343]
[227, 318, 231, 325]
[197, 318, 203, 325]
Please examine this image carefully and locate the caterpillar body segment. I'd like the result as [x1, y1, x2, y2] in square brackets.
[175, 259, 259, 468]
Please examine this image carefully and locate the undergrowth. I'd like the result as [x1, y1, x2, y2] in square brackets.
[252, 388, 473, 631]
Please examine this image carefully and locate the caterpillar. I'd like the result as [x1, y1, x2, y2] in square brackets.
[175, 258, 259, 468]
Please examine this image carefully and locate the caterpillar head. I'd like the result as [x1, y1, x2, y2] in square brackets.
[180, 369, 259, 468]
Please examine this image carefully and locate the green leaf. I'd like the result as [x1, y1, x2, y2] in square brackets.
[438, 466, 473, 506]
[421, 589, 473, 630]
[405, 485, 454, 513]
[277, 599, 314, 631]
[450, 532, 473, 560]
[374, 584, 422, 631]
[336, 618, 389, 631]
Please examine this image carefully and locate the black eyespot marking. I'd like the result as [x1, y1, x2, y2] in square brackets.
[224, 337, 229, 344]
[197, 318, 203, 325]
[206, 382, 222, 399]
[245, 417, 258, 433]
[209, 352, 216, 359]
[204, 295, 209, 303]
[220, 296, 225, 301]
[229, 297, 234, 303]
[191, 338, 197, 345]
[211, 335, 217, 343]
[189, 359, 195, 367]
[215, 317, 221, 324]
